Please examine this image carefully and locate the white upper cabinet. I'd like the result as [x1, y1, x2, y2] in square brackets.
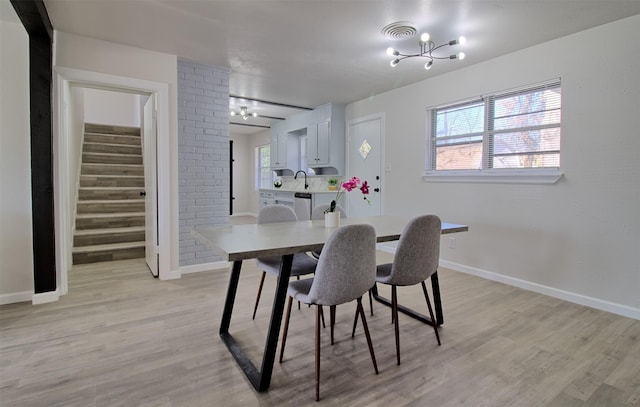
[270, 103, 345, 175]
[307, 121, 330, 166]
[307, 104, 344, 175]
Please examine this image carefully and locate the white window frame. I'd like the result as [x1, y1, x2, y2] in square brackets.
[424, 79, 563, 184]
[255, 144, 272, 190]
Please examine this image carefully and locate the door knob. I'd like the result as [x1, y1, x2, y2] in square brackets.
[140, 191, 146, 196]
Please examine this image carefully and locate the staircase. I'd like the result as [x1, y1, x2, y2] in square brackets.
[72, 123, 146, 265]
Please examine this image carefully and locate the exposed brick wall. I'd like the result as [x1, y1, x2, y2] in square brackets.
[177, 59, 230, 266]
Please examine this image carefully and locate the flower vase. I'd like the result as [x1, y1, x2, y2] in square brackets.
[324, 212, 340, 228]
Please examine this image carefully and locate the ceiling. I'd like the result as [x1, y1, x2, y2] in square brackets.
[14, 1, 640, 135]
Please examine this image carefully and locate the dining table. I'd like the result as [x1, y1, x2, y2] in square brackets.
[193, 215, 468, 392]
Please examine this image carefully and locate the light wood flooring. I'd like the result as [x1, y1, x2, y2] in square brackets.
[1, 254, 639, 405]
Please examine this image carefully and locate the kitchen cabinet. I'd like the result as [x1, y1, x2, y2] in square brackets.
[269, 102, 345, 175]
[307, 104, 345, 175]
[308, 121, 330, 166]
[258, 190, 275, 209]
[259, 189, 294, 210]
[270, 132, 297, 175]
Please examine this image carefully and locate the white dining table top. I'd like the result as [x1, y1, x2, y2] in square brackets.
[193, 215, 468, 262]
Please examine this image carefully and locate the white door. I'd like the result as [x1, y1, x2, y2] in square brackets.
[143, 95, 159, 276]
[347, 114, 384, 217]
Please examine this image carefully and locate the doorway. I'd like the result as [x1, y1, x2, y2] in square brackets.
[54, 67, 172, 295]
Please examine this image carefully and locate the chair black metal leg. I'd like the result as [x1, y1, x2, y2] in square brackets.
[279, 296, 294, 363]
[368, 287, 374, 316]
[357, 297, 379, 374]
[351, 305, 359, 338]
[330, 305, 336, 345]
[315, 305, 321, 401]
[421, 281, 441, 346]
[252, 271, 266, 320]
[392, 285, 400, 365]
[296, 275, 301, 310]
[319, 305, 325, 328]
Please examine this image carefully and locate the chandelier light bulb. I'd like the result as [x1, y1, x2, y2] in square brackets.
[390, 59, 400, 67]
[458, 52, 466, 60]
[424, 60, 433, 70]
[386, 47, 395, 56]
[458, 36, 466, 45]
[240, 107, 247, 115]
[252, 112, 258, 117]
[420, 32, 430, 42]
[230, 111, 236, 116]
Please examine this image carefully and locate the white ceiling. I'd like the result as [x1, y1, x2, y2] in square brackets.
[26, 1, 640, 134]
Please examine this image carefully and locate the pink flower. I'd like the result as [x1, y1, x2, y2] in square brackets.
[360, 180, 369, 195]
[342, 176, 359, 191]
[326, 176, 371, 212]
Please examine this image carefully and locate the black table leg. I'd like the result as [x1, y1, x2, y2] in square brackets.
[371, 270, 443, 327]
[219, 255, 293, 392]
[430, 271, 444, 325]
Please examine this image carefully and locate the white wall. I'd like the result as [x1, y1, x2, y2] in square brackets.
[346, 15, 640, 317]
[54, 31, 180, 274]
[0, 18, 34, 303]
[84, 88, 141, 127]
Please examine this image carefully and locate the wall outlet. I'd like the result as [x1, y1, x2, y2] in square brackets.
[448, 237, 456, 249]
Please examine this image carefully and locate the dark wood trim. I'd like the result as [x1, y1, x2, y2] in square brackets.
[11, 0, 56, 293]
[230, 95, 313, 110]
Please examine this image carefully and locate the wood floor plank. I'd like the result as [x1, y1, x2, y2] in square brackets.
[1, 254, 638, 406]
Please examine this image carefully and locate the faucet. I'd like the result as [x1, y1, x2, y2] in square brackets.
[294, 170, 308, 190]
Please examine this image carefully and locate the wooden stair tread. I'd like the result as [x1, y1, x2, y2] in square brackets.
[73, 241, 145, 253]
[79, 187, 144, 191]
[78, 199, 144, 204]
[76, 212, 145, 219]
[81, 174, 144, 178]
[74, 226, 145, 236]
[84, 132, 140, 138]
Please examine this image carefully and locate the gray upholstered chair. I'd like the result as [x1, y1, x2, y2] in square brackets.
[252, 205, 318, 319]
[278, 224, 378, 401]
[371, 214, 442, 365]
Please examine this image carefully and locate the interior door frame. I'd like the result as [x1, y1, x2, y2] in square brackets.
[345, 112, 385, 216]
[143, 94, 159, 277]
[54, 66, 173, 294]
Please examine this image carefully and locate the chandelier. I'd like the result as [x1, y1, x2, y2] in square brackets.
[386, 32, 466, 70]
[230, 106, 257, 120]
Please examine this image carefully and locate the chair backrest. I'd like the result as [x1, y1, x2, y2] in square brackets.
[306, 224, 376, 306]
[388, 215, 441, 286]
[311, 203, 346, 220]
[257, 204, 298, 224]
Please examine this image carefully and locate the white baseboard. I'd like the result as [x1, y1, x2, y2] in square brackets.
[440, 260, 640, 321]
[0, 291, 33, 305]
[32, 290, 60, 305]
[231, 212, 257, 218]
[376, 243, 639, 320]
[180, 261, 230, 274]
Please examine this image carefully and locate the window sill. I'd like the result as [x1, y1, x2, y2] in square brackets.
[422, 169, 563, 185]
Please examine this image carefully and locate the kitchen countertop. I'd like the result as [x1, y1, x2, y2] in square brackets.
[260, 187, 337, 194]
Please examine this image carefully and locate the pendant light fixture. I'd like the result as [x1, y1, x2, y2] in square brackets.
[230, 106, 257, 120]
[383, 22, 467, 70]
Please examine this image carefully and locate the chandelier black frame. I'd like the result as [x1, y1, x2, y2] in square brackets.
[387, 33, 466, 70]
[230, 106, 257, 120]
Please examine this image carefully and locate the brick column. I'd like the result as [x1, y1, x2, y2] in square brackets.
[177, 59, 230, 266]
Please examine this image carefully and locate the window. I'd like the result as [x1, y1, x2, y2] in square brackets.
[255, 145, 272, 189]
[426, 80, 562, 183]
